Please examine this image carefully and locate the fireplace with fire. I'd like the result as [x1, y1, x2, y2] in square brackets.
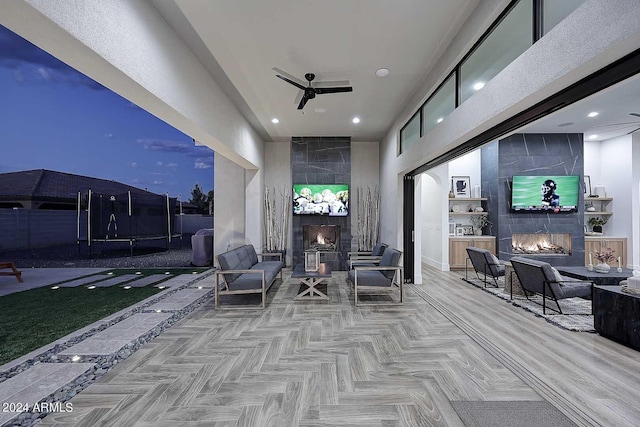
[303, 225, 340, 252]
[511, 233, 571, 255]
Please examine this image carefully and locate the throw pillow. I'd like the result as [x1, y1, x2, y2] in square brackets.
[491, 254, 501, 265]
[550, 267, 564, 284]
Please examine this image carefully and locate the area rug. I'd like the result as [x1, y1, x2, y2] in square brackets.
[451, 401, 577, 427]
[463, 277, 595, 332]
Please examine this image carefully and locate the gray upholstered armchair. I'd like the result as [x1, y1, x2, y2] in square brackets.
[510, 256, 592, 314]
[464, 246, 505, 287]
[347, 242, 388, 269]
[349, 247, 403, 306]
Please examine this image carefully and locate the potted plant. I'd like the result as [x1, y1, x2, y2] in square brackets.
[470, 214, 491, 236]
[588, 216, 608, 233]
[594, 247, 616, 273]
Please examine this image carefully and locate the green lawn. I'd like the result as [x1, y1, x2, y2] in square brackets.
[0, 268, 207, 366]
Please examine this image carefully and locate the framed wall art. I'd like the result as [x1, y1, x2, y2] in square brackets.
[451, 176, 471, 198]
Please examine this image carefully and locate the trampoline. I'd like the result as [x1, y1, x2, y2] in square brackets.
[77, 190, 182, 257]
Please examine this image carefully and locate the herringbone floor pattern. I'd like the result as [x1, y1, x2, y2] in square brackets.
[38, 271, 541, 426]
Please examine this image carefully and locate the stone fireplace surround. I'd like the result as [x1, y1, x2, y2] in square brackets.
[291, 137, 351, 270]
[482, 134, 585, 266]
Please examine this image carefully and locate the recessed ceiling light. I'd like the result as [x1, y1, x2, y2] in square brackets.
[375, 68, 390, 77]
[587, 112, 599, 118]
[437, 117, 444, 123]
[271, 118, 279, 124]
[314, 107, 326, 113]
[588, 134, 598, 139]
[352, 117, 360, 124]
[473, 82, 485, 91]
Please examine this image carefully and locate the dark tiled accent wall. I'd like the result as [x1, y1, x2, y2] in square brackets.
[482, 134, 584, 266]
[292, 136, 351, 270]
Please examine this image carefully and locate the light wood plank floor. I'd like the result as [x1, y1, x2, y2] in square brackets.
[38, 267, 640, 426]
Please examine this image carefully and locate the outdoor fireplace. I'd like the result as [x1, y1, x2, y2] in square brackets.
[303, 225, 340, 252]
[511, 233, 572, 255]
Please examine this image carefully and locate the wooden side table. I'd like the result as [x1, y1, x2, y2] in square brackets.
[0, 261, 23, 283]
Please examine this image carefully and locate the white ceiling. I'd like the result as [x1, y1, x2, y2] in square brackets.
[150, 0, 640, 146]
[151, 0, 480, 142]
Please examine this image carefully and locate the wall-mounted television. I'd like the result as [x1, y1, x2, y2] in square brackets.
[293, 184, 349, 216]
[511, 175, 579, 213]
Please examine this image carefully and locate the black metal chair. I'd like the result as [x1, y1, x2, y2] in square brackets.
[464, 246, 505, 287]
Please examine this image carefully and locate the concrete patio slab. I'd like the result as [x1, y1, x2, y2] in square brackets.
[124, 274, 171, 287]
[145, 288, 211, 311]
[0, 268, 107, 296]
[0, 362, 95, 425]
[86, 275, 139, 288]
[59, 312, 172, 356]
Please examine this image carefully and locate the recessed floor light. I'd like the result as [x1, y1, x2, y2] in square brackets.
[71, 355, 81, 362]
[123, 285, 131, 290]
[352, 117, 360, 124]
[314, 107, 326, 113]
[375, 68, 390, 77]
[473, 82, 485, 91]
[51, 286, 59, 290]
[271, 118, 279, 124]
[587, 112, 599, 118]
[588, 134, 598, 139]
[87, 285, 96, 290]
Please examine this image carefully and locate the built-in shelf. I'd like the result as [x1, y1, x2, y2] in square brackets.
[449, 212, 489, 216]
[449, 197, 487, 201]
[585, 197, 613, 202]
[584, 212, 613, 215]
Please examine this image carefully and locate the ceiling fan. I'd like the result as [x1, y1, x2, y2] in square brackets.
[274, 68, 353, 110]
[589, 112, 640, 134]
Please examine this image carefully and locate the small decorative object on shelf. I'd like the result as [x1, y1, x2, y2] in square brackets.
[470, 214, 491, 236]
[304, 250, 320, 272]
[594, 247, 616, 273]
[589, 216, 608, 233]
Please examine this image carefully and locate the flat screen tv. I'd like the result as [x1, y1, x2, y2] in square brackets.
[293, 184, 349, 216]
[511, 175, 579, 212]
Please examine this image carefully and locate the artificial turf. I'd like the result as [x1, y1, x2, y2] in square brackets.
[0, 275, 170, 366]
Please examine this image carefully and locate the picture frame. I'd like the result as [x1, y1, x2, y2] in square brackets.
[462, 225, 474, 236]
[455, 226, 465, 237]
[584, 175, 592, 196]
[448, 222, 456, 236]
[452, 176, 471, 198]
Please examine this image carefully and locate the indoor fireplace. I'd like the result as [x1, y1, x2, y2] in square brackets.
[511, 233, 571, 255]
[303, 225, 340, 252]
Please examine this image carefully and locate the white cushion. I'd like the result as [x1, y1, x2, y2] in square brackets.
[491, 254, 500, 265]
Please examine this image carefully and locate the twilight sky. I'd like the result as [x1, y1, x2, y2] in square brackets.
[0, 24, 214, 200]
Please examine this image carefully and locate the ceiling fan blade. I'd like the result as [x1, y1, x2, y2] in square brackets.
[294, 90, 304, 106]
[276, 74, 306, 91]
[315, 86, 353, 94]
[272, 67, 306, 85]
[297, 95, 309, 110]
[314, 80, 350, 88]
[629, 112, 640, 118]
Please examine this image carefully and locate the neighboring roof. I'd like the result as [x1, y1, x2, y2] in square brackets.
[0, 169, 160, 201]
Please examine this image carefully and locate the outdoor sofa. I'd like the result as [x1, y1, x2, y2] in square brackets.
[215, 244, 283, 309]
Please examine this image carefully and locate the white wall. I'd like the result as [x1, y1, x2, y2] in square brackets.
[0, 0, 267, 256]
[214, 156, 245, 258]
[633, 131, 640, 269]
[419, 171, 446, 272]
[352, 141, 380, 252]
[264, 141, 292, 264]
[379, 0, 640, 257]
[585, 134, 635, 267]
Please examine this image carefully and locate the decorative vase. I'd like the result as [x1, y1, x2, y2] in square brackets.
[474, 229, 483, 236]
[592, 225, 603, 233]
[595, 262, 610, 273]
